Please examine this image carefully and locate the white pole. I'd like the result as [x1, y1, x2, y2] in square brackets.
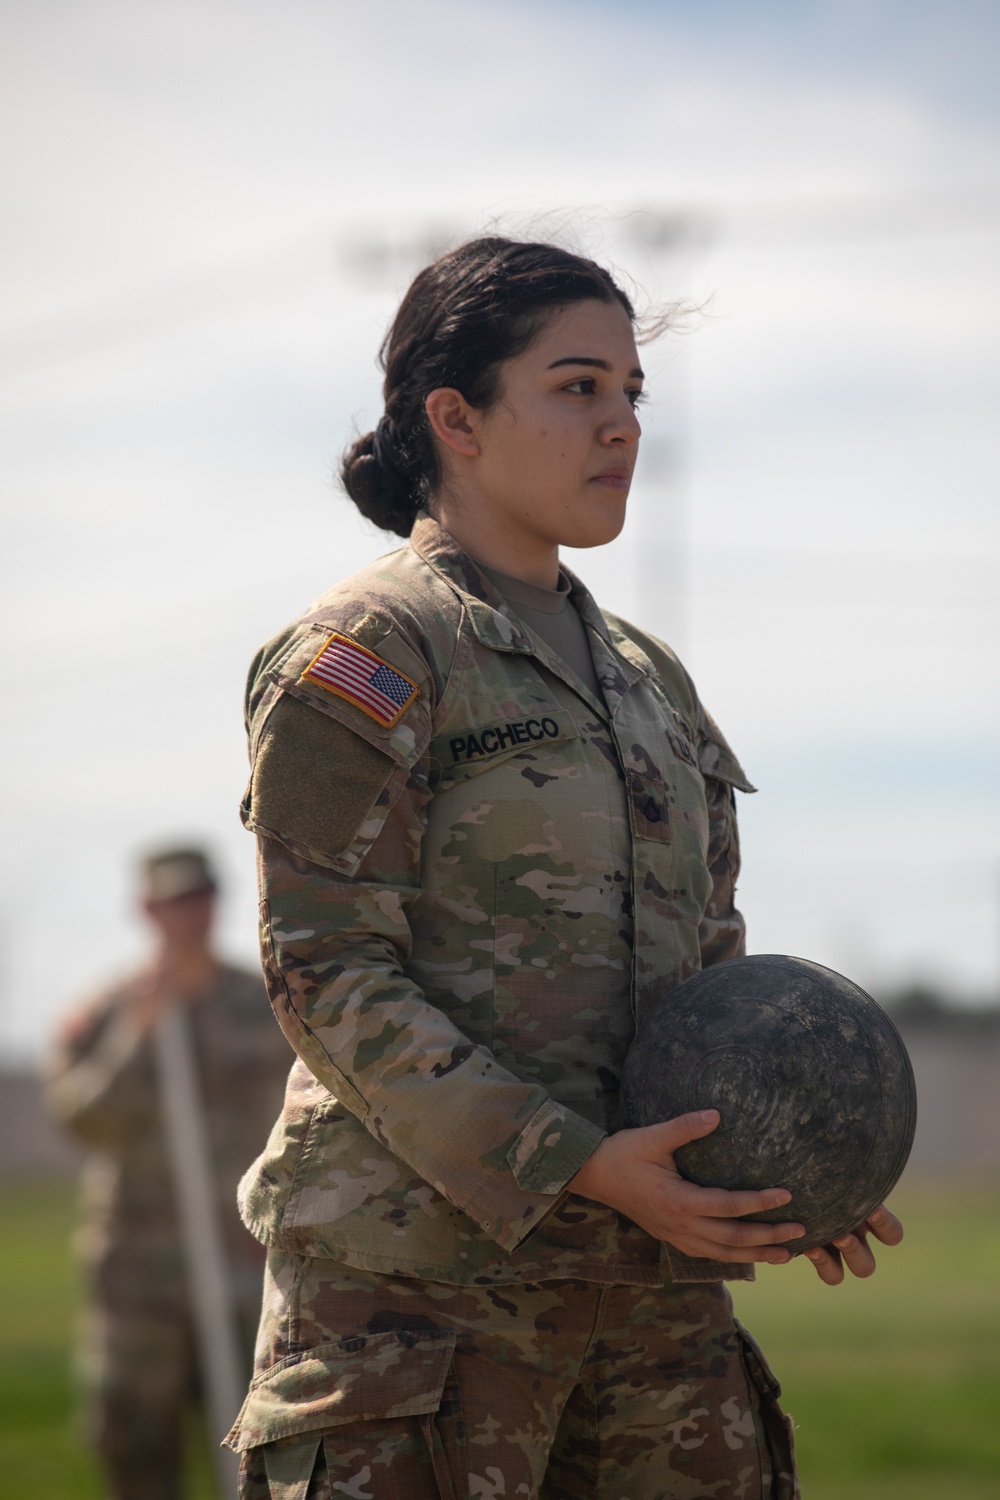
[153, 1007, 244, 1496]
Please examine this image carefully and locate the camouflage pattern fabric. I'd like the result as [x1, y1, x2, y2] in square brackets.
[239, 518, 754, 1287]
[76, 1297, 200, 1500]
[47, 965, 292, 1498]
[227, 1255, 798, 1500]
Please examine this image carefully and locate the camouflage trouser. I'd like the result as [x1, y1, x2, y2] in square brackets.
[78, 1298, 199, 1500]
[230, 1255, 798, 1500]
[78, 1283, 260, 1500]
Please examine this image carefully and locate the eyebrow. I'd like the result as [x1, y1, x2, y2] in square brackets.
[547, 356, 645, 379]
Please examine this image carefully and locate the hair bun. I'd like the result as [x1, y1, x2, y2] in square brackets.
[340, 417, 421, 537]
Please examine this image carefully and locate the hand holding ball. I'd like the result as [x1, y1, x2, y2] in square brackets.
[619, 955, 917, 1253]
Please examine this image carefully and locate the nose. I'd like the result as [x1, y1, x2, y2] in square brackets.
[602, 393, 642, 446]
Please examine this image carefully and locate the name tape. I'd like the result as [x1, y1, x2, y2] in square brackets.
[448, 716, 564, 764]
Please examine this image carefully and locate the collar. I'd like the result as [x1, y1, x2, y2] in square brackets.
[408, 517, 654, 712]
[409, 516, 532, 654]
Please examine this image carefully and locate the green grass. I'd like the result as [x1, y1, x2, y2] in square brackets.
[732, 1180, 1000, 1499]
[1, 1179, 998, 1498]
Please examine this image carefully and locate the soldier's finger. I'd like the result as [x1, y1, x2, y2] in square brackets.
[689, 1183, 795, 1219]
[680, 1235, 797, 1265]
[863, 1204, 904, 1245]
[691, 1217, 806, 1250]
[833, 1230, 877, 1279]
[658, 1216, 804, 1257]
[643, 1109, 722, 1154]
[805, 1244, 845, 1285]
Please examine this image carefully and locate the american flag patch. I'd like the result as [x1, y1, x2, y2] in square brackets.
[301, 633, 419, 727]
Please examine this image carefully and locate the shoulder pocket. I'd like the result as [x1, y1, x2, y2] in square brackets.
[243, 624, 434, 875]
[243, 692, 414, 875]
[226, 1330, 458, 1450]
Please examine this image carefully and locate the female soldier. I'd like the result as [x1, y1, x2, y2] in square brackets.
[228, 237, 901, 1499]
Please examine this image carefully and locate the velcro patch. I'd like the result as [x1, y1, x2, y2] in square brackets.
[302, 634, 419, 729]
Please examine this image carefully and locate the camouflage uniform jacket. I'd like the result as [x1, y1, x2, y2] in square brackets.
[239, 518, 755, 1287]
[47, 965, 292, 1309]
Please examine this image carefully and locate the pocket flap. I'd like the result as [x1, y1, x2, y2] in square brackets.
[626, 767, 673, 844]
[226, 1330, 457, 1451]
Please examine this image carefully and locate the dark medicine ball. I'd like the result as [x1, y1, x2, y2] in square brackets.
[619, 955, 917, 1252]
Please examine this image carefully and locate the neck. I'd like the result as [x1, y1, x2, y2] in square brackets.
[429, 490, 560, 589]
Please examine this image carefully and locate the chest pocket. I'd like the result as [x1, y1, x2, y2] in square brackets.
[626, 769, 673, 844]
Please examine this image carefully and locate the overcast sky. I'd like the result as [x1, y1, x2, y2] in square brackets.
[2, 0, 999, 1056]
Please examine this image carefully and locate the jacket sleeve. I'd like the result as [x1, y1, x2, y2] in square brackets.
[244, 627, 605, 1254]
[45, 999, 150, 1148]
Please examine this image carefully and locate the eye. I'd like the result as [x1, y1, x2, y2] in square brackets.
[563, 377, 597, 396]
[628, 388, 647, 409]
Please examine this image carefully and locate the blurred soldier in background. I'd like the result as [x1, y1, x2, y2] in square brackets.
[46, 846, 291, 1500]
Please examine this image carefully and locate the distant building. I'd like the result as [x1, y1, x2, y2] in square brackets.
[884, 1003, 1000, 1175]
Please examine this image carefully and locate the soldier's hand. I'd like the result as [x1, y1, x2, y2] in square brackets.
[803, 1204, 904, 1285]
[129, 972, 184, 1035]
[568, 1110, 805, 1263]
[55, 1003, 102, 1048]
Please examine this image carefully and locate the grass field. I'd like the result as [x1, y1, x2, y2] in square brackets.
[732, 1180, 1000, 1499]
[1, 1178, 998, 1498]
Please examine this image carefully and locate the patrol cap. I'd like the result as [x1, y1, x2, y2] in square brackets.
[620, 954, 917, 1253]
[140, 845, 218, 903]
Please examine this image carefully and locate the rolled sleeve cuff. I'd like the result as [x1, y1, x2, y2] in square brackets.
[506, 1101, 606, 1196]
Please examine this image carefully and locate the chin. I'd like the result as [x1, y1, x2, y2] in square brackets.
[561, 500, 628, 551]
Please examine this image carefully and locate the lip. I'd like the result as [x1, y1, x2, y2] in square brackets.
[590, 469, 631, 490]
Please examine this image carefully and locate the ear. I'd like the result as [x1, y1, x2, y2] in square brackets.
[425, 387, 482, 460]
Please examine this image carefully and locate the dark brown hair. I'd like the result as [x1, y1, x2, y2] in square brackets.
[340, 236, 636, 536]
